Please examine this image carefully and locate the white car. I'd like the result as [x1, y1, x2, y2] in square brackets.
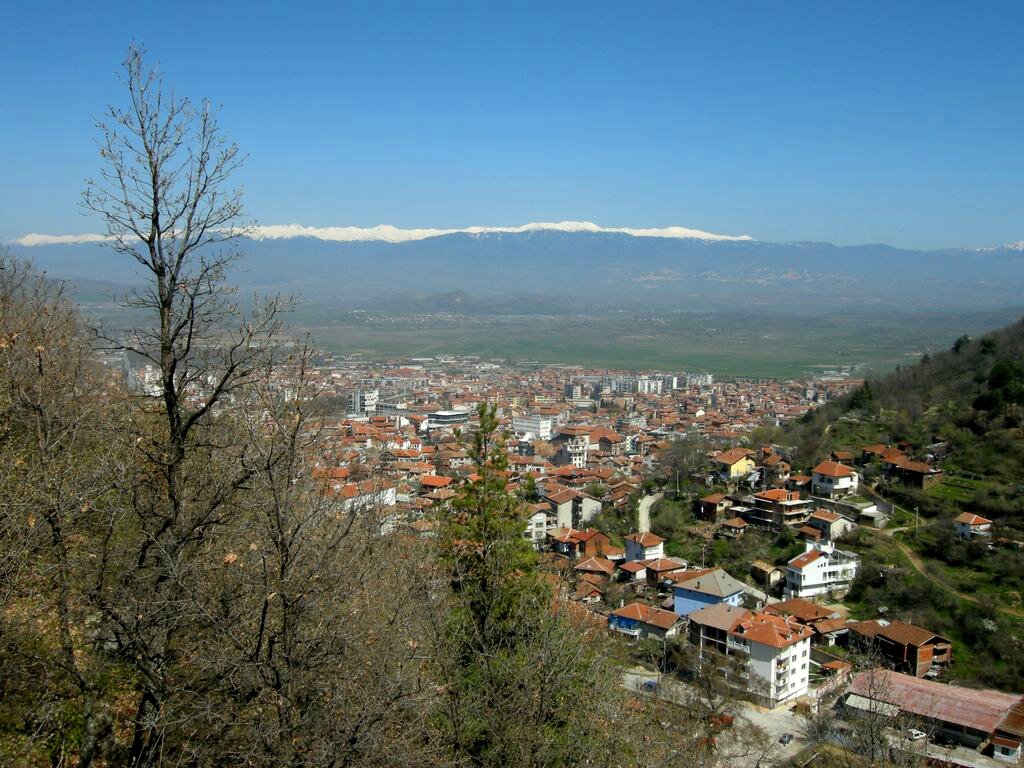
[906, 729, 927, 741]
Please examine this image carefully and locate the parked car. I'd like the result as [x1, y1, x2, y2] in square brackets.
[906, 729, 927, 741]
[641, 680, 658, 693]
[778, 733, 793, 746]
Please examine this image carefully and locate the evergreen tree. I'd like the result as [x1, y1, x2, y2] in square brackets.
[433, 404, 638, 767]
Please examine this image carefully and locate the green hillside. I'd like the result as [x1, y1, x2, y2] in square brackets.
[778, 315, 1024, 689]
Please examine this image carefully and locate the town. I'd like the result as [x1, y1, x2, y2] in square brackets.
[123, 351, 1024, 767]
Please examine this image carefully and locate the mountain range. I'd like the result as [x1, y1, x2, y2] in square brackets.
[8, 223, 1024, 314]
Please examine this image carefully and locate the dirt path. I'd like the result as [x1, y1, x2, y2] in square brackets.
[863, 523, 1024, 620]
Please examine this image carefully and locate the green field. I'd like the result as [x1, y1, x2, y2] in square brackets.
[295, 306, 1024, 378]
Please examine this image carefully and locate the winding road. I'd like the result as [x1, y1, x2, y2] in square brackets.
[637, 492, 664, 533]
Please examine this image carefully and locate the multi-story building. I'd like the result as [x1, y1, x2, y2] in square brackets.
[564, 382, 585, 400]
[784, 542, 860, 598]
[744, 489, 813, 529]
[348, 389, 380, 414]
[426, 410, 470, 431]
[511, 413, 554, 440]
[688, 603, 814, 708]
[553, 427, 590, 468]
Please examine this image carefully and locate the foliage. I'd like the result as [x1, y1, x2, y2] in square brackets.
[432, 404, 643, 767]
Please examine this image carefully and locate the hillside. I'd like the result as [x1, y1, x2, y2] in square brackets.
[786, 313, 1024, 529]
[772, 314, 1024, 689]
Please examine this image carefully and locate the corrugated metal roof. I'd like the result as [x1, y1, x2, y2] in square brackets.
[848, 670, 1021, 734]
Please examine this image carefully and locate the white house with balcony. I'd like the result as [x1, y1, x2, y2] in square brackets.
[811, 460, 859, 499]
[784, 541, 860, 598]
[688, 603, 814, 708]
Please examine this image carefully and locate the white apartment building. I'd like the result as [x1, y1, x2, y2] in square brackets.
[348, 389, 379, 414]
[555, 428, 590, 468]
[511, 413, 554, 440]
[636, 376, 663, 395]
[784, 541, 860, 598]
[688, 603, 814, 708]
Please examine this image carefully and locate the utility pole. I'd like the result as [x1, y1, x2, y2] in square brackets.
[915, 506, 919, 531]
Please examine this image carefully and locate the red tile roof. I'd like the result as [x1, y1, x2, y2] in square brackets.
[812, 460, 856, 478]
[625, 531, 664, 546]
[789, 548, 824, 569]
[610, 601, 680, 630]
[955, 512, 992, 526]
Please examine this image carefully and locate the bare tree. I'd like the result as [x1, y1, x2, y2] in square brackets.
[186, 344, 436, 767]
[81, 45, 287, 767]
[0, 251, 120, 766]
[799, 650, 929, 768]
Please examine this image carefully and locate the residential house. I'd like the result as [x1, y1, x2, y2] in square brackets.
[573, 556, 617, 582]
[811, 461, 859, 499]
[624, 531, 665, 562]
[548, 527, 611, 559]
[543, 487, 577, 529]
[806, 509, 856, 541]
[849, 619, 953, 677]
[787, 474, 812, 493]
[712, 449, 756, 481]
[761, 454, 791, 486]
[892, 458, 944, 490]
[641, 557, 688, 587]
[524, 504, 551, 548]
[860, 444, 907, 468]
[717, 517, 748, 539]
[575, 578, 604, 604]
[784, 542, 859, 598]
[617, 560, 648, 583]
[954, 512, 993, 540]
[590, 427, 625, 455]
[829, 450, 856, 465]
[335, 480, 398, 512]
[608, 601, 683, 640]
[746, 488, 813, 529]
[673, 567, 747, 616]
[750, 560, 784, 589]
[688, 603, 814, 708]
[699, 492, 733, 522]
[796, 524, 824, 544]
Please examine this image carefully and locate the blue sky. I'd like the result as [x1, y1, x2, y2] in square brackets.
[2, 1, 1022, 249]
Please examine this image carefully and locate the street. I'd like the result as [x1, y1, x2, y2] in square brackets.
[637, 493, 664, 534]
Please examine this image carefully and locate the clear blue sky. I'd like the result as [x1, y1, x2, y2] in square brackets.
[2, 1, 1022, 249]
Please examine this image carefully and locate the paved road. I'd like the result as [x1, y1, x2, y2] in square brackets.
[637, 493, 664, 533]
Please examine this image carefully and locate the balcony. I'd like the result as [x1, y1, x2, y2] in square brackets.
[611, 625, 641, 638]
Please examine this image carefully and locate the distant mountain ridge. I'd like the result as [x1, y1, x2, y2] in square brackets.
[9, 228, 1024, 312]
